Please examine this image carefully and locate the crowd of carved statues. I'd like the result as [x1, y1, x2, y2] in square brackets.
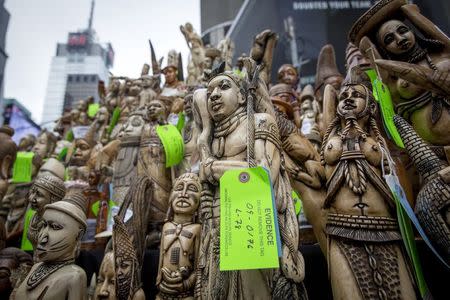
[0, 0, 449, 299]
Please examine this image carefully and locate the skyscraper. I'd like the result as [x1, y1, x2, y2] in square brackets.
[0, 0, 10, 125]
[41, 0, 114, 127]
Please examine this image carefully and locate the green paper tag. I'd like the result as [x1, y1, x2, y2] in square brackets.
[57, 147, 68, 162]
[366, 69, 404, 148]
[88, 103, 100, 118]
[65, 130, 74, 142]
[21, 208, 35, 251]
[156, 124, 184, 168]
[291, 190, 302, 216]
[220, 167, 280, 271]
[176, 112, 185, 133]
[12, 152, 35, 183]
[91, 200, 100, 217]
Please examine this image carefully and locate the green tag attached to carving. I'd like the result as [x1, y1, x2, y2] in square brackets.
[107, 107, 121, 134]
[88, 103, 100, 118]
[91, 200, 100, 217]
[176, 112, 185, 133]
[366, 69, 404, 148]
[21, 208, 35, 251]
[291, 190, 302, 216]
[156, 124, 184, 167]
[12, 152, 35, 183]
[220, 167, 280, 271]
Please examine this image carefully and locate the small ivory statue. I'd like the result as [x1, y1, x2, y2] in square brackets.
[18, 134, 36, 152]
[137, 100, 172, 247]
[180, 22, 205, 85]
[156, 173, 201, 299]
[193, 64, 306, 299]
[269, 83, 302, 128]
[110, 107, 147, 206]
[27, 175, 66, 250]
[299, 84, 322, 150]
[300, 67, 417, 299]
[14, 193, 88, 300]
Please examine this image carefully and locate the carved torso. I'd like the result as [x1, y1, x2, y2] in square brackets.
[113, 137, 140, 205]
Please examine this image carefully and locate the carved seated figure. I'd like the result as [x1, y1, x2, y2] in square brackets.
[156, 173, 201, 300]
[15, 193, 88, 300]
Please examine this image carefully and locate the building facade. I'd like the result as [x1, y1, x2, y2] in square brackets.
[0, 0, 10, 125]
[41, 29, 113, 127]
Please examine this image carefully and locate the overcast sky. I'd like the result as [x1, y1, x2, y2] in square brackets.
[4, 0, 200, 123]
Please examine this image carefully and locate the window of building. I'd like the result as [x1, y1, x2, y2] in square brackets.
[67, 75, 73, 82]
[91, 75, 96, 82]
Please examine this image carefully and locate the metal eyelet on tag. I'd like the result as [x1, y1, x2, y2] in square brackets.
[239, 172, 250, 183]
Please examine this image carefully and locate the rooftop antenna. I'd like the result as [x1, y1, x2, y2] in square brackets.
[87, 0, 95, 34]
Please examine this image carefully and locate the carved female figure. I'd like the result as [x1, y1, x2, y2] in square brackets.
[349, 0, 450, 149]
[302, 68, 417, 299]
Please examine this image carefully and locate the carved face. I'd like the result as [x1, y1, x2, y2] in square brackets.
[301, 99, 313, 112]
[29, 185, 51, 212]
[184, 96, 193, 116]
[170, 176, 201, 215]
[115, 255, 133, 299]
[0, 248, 30, 294]
[164, 67, 177, 85]
[97, 107, 109, 123]
[377, 20, 416, 56]
[94, 252, 116, 300]
[278, 65, 298, 86]
[118, 115, 145, 139]
[148, 100, 165, 121]
[337, 85, 370, 118]
[32, 133, 49, 159]
[36, 209, 82, 262]
[207, 75, 244, 122]
[77, 100, 88, 112]
[72, 139, 92, 165]
[204, 57, 213, 69]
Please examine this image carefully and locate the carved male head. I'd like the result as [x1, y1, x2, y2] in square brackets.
[29, 175, 65, 213]
[277, 64, 299, 87]
[32, 130, 58, 160]
[35, 195, 87, 263]
[0, 247, 32, 295]
[170, 173, 201, 217]
[148, 100, 167, 122]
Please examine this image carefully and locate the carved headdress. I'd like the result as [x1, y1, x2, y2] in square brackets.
[33, 175, 66, 203]
[315, 44, 343, 93]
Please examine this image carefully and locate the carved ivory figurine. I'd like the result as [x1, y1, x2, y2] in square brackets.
[27, 175, 66, 250]
[349, 0, 450, 151]
[301, 67, 417, 299]
[156, 173, 201, 300]
[112, 107, 147, 206]
[193, 65, 305, 299]
[32, 130, 58, 160]
[14, 193, 88, 300]
[137, 99, 172, 247]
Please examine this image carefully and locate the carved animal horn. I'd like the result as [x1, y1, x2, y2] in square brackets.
[148, 39, 160, 75]
[177, 52, 184, 82]
[393, 115, 446, 182]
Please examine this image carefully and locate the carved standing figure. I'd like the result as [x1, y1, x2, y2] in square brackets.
[193, 66, 306, 299]
[156, 173, 201, 300]
[301, 67, 417, 299]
